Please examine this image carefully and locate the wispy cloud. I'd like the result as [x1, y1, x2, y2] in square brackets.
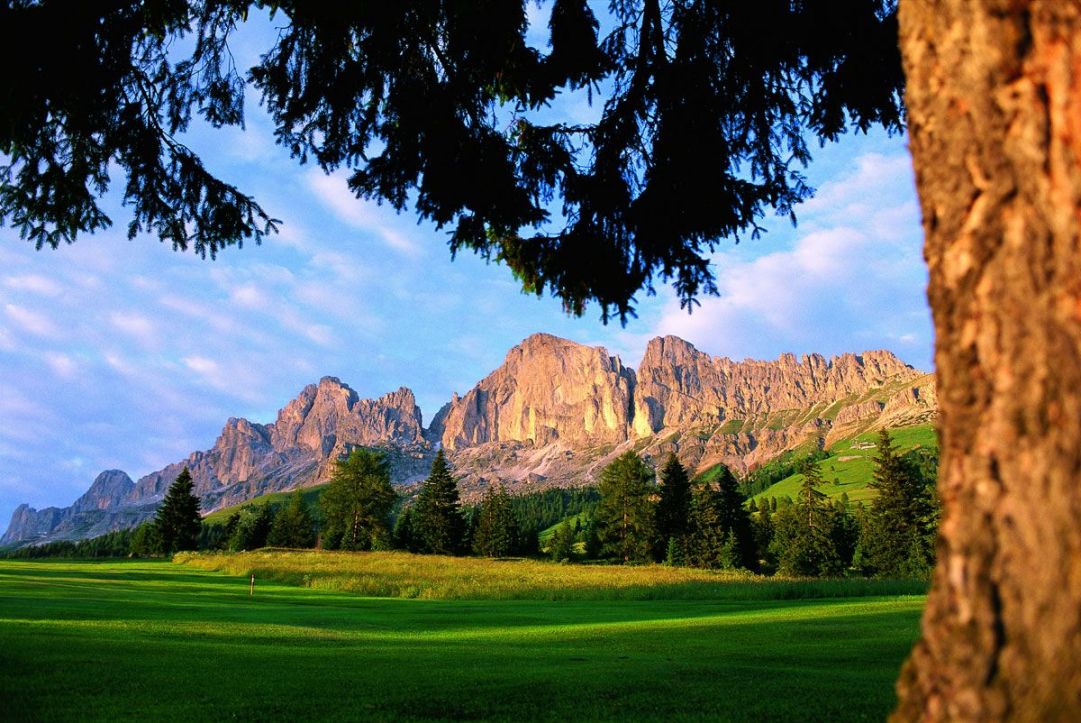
[109, 312, 157, 345]
[647, 152, 931, 367]
[4, 304, 61, 338]
[306, 170, 423, 257]
[4, 274, 63, 297]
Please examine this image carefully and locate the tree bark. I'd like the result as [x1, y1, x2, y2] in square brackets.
[896, 1, 1081, 719]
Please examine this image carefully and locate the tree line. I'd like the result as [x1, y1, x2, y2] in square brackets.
[4, 431, 937, 578]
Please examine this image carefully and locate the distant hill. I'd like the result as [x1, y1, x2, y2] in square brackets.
[3, 333, 936, 547]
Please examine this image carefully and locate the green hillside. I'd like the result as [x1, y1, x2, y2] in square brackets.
[752, 423, 937, 506]
[201, 484, 328, 525]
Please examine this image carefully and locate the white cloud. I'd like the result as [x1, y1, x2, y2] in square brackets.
[4, 304, 61, 338]
[4, 274, 63, 297]
[231, 283, 268, 309]
[649, 152, 931, 367]
[306, 170, 423, 257]
[44, 352, 78, 379]
[109, 312, 157, 345]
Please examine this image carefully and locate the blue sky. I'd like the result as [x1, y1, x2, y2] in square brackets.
[0, 9, 931, 525]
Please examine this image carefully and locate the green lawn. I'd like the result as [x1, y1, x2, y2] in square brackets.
[753, 424, 937, 507]
[0, 558, 923, 720]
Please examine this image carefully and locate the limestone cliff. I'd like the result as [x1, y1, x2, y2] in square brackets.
[3, 379, 431, 546]
[437, 334, 635, 450]
[3, 333, 938, 547]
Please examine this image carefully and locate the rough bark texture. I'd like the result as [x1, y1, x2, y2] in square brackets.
[896, 1, 1081, 719]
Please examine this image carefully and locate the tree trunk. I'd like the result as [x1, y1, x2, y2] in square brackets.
[896, 1, 1081, 719]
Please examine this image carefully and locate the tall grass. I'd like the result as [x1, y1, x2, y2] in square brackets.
[175, 549, 927, 601]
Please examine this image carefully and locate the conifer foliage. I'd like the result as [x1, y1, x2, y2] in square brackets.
[472, 485, 519, 558]
[685, 466, 754, 570]
[860, 429, 938, 577]
[320, 448, 397, 551]
[413, 450, 466, 555]
[267, 491, 316, 549]
[595, 451, 656, 562]
[654, 453, 692, 560]
[155, 467, 201, 554]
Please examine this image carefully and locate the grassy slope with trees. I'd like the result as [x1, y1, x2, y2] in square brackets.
[0, 558, 924, 721]
[751, 423, 937, 506]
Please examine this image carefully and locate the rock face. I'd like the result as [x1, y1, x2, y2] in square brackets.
[632, 336, 917, 435]
[72, 470, 135, 513]
[3, 378, 431, 547]
[436, 334, 635, 449]
[3, 333, 937, 547]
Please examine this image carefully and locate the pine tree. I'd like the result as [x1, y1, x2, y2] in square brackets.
[654, 453, 692, 561]
[582, 519, 602, 560]
[549, 519, 576, 562]
[664, 536, 686, 566]
[595, 451, 656, 563]
[228, 504, 274, 551]
[713, 465, 756, 570]
[392, 506, 416, 552]
[320, 448, 397, 551]
[129, 521, 162, 557]
[267, 492, 315, 549]
[413, 450, 466, 555]
[155, 468, 201, 554]
[798, 458, 826, 529]
[473, 485, 519, 558]
[752, 503, 775, 573]
[861, 429, 939, 577]
[686, 483, 728, 569]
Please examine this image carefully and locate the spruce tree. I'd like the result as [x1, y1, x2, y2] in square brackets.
[686, 483, 728, 569]
[155, 467, 201, 554]
[654, 453, 692, 561]
[267, 492, 315, 549]
[549, 519, 576, 562]
[473, 485, 518, 558]
[392, 507, 416, 552]
[798, 458, 826, 529]
[227, 504, 274, 551]
[713, 465, 756, 570]
[861, 429, 939, 577]
[413, 450, 466, 555]
[320, 448, 397, 551]
[595, 451, 656, 563]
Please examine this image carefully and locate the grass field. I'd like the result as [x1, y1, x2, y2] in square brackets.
[753, 423, 937, 506]
[0, 556, 924, 721]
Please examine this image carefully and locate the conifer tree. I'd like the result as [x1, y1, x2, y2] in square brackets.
[595, 451, 656, 563]
[686, 482, 726, 568]
[713, 465, 756, 570]
[392, 506, 416, 552]
[473, 485, 518, 558]
[267, 492, 315, 548]
[798, 458, 826, 529]
[155, 467, 201, 554]
[549, 519, 576, 562]
[320, 448, 397, 551]
[413, 449, 466, 555]
[860, 429, 938, 577]
[654, 453, 692, 560]
[228, 504, 274, 551]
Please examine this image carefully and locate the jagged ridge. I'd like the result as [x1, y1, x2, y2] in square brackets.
[2, 333, 936, 547]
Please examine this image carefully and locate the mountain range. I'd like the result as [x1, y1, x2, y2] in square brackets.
[1, 333, 936, 547]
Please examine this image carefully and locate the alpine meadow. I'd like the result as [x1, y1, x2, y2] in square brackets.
[3, 1, 1080, 722]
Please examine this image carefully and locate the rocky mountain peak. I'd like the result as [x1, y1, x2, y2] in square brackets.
[438, 334, 636, 450]
[71, 470, 135, 513]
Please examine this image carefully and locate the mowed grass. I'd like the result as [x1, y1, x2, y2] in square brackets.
[0, 558, 924, 721]
[753, 423, 937, 506]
